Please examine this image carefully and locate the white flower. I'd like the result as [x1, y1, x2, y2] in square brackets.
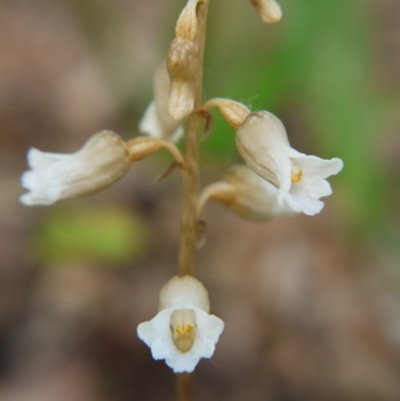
[198, 165, 295, 221]
[137, 275, 224, 373]
[236, 111, 343, 216]
[20, 131, 131, 206]
[139, 61, 184, 143]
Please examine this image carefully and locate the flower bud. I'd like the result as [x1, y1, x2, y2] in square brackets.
[250, 0, 282, 24]
[166, 0, 204, 120]
[139, 61, 184, 143]
[175, 0, 201, 42]
[20, 131, 131, 206]
[167, 39, 200, 120]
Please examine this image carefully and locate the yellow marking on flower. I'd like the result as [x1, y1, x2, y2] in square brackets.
[291, 168, 303, 183]
[170, 309, 197, 352]
[176, 324, 195, 335]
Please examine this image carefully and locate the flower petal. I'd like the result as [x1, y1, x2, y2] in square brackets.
[139, 100, 184, 143]
[301, 175, 332, 199]
[137, 309, 173, 352]
[235, 111, 295, 205]
[195, 309, 225, 345]
[284, 184, 325, 216]
[159, 275, 210, 312]
[289, 152, 343, 179]
[163, 308, 224, 373]
[27, 148, 67, 169]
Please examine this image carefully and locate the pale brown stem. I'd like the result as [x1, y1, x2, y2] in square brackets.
[125, 137, 184, 164]
[178, 0, 209, 276]
[199, 98, 251, 129]
[177, 373, 192, 401]
[176, 3, 209, 401]
[197, 181, 236, 218]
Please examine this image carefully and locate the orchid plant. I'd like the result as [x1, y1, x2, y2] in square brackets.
[20, 0, 343, 399]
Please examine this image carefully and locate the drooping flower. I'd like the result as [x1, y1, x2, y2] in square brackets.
[137, 275, 224, 373]
[139, 61, 184, 143]
[20, 131, 131, 206]
[235, 111, 343, 215]
[198, 165, 295, 221]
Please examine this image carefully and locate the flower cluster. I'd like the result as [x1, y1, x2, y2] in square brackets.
[196, 99, 343, 219]
[19, 0, 344, 379]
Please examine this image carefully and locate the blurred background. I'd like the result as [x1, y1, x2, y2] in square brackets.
[1, 0, 400, 400]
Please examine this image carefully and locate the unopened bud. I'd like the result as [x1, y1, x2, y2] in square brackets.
[166, 0, 205, 120]
[175, 0, 201, 41]
[250, 0, 282, 24]
[200, 98, 251, 129]
[167, 39, 200, 120]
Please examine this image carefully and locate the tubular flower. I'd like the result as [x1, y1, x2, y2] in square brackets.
[20, 131, 131, 206]
[198, 165, 295, 221]
[137, 275, 224, 373]
[236, 111, 343, 216]
[139, 61, 184, 143]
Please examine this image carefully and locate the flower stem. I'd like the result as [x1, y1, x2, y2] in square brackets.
[178, 0, 209, 277]
[176, 3, 209, 400]
[177, 373, 192, 401]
